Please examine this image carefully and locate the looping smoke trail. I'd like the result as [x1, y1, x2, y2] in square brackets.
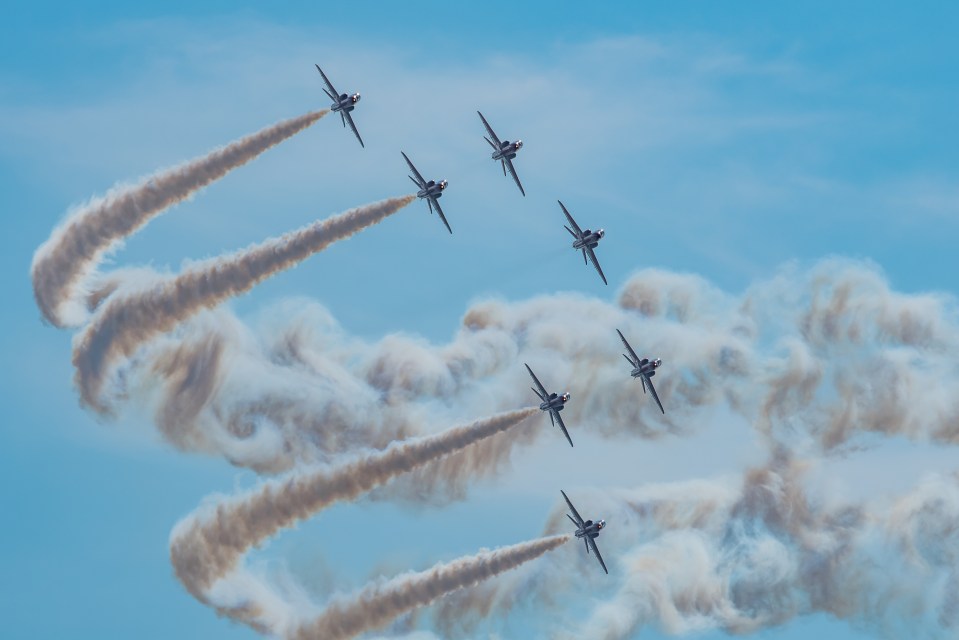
[72, 195, 416, 412]
[30, 109, 328, 327]
[169, 407, 538, 599]
[290, 534, 570, 640]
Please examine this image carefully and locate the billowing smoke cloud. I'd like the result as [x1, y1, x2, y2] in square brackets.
[170, 407, 537, 598]
[30, 110, 327, 327]
[109, 259, 959, 485]
[291, 535, 569, 640]
[73, 195, 415, 411]
[434, 451, 959, 640]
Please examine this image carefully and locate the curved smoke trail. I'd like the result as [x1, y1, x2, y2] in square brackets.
[170, 407, 537, 598]
[31, 109, 328, 327]
[73, 195, 415, 411]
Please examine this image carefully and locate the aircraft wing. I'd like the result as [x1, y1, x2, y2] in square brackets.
[585, 246, 608, 286]
[432, 197, 452, 234]
[401, 152, 426, 188]
[588, 537, 609, 574]
[314, 64, 339, 100]
[504, 158, 526, 196]
[477, 111, 502, 146]
[525, 363, 548, 398]
[644, 374, 665, 414]
[616, 329, 641, 366]
[560, 490, 585, 527]
[343, 111, 364, 148]
[558, 201, 583, 237]
[553, 409, 574, 447]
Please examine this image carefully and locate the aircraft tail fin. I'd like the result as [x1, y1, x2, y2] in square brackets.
[340, 111, 346, 127]
[641, 376, 648, 394]
[549, 410, 555, 427]
[483, 135, 497, 150]
[566, 513, 578, 527]
[585, 538, 590, 553]
[582, 249, 588, 265]
[501, 159, 507, 176]
[623, 353, 636, 367]
[322, 87, 336, 102]
[427, 198, 434, 215]
[563, 225, 578, 239]
[408, 175, 422, 189]
[531, 386, 545, 401]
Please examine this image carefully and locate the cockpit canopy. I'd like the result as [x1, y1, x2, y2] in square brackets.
[562, 392, 571, 402]
[439, 180, 448, 190]
[515, 140, 523, 149]
[598, 229, 605, 238]
[352, 93, 361, 103]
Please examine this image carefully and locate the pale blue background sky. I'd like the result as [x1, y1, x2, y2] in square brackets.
[1, 2, 958, 638]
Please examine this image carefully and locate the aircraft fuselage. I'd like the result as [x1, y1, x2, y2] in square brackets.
[575, 519, 606, 540]
[491, 140, 523, 161]
[331, 93, 361, 113]
[539, 391, 570, 413]
[630, 358, 662, 379]
[417, 180, 448, 201]
[572, 228, 604, 250]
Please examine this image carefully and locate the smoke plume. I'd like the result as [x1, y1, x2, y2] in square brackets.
[30, 110, 328, 327]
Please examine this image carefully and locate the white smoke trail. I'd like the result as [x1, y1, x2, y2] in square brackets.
[169, 407, 538, 599]
[72, 195, 415, 412]
[30, 110, 328, 327]
[290, 535, 569, 640]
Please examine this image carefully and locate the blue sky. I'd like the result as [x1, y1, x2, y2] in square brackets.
[2, 2, 958, 639]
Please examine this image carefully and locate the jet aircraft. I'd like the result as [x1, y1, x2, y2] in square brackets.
[477, 111, 525, 196]
[315, 64, 364, 147]
[525, 363, 573, 447]
[559, 200, 607, 285]
[617, 328, 665, 414]
[402, 151, 452, 234]
[561, 489, 608, 574]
